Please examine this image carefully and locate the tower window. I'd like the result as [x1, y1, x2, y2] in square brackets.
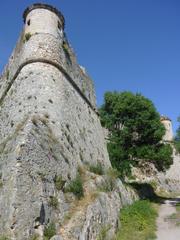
[27, 19, 31, 26]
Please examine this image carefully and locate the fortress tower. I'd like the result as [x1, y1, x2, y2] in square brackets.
[160, 116, 174, 142]
[23, 3, 65, 39]
[0, 3, 137, 240]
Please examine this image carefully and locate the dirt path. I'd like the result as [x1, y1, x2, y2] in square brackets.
[156, 199, 180, 240]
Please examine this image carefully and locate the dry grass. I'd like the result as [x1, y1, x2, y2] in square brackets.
[61, 191, 99, 227]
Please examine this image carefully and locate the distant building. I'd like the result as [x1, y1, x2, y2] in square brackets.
[160, 116, 174, 142]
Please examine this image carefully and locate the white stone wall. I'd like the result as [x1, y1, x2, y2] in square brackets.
[161, 119, 173, 142]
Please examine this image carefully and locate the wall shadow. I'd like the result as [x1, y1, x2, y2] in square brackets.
[129, 182, 180, 204]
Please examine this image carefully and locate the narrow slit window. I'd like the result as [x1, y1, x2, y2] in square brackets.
[27, 19, 31, 26]
[58, 21, 61, 29]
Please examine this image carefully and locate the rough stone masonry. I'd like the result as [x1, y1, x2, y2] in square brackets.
[0, 3, 137, 239]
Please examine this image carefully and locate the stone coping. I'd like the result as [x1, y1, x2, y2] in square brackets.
[161, 116, 172, 122]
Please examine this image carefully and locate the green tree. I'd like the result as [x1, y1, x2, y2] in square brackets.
[99, 91, 173, 176]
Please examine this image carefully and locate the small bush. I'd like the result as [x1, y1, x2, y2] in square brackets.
[98, 179, 115, 192]
[65, 174, 84, 199]
[44, 222, 56, 240]
[98, 168, 119, 192]
[49, 196, 58, 209]
[106, 168, 120, 179]
[24, 32, 32, 42]
[89, 163, 104, 175]
[54, 175, 65, 191]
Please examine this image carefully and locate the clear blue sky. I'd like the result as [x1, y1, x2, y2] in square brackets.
[0, 0, 180, 132]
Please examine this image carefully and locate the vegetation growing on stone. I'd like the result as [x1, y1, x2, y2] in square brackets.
[65, 173, 84, 199]
[114, 200, 157, 240]
[97, 168, 119, 192]
[54, 175, 65, 190]
[62, 41, 71, 63]
[99, 91, 173, 177]
[44, 222, 56, 240]
[24, 32, 32, 42]
[49, 196, 58, 209]
[89, 163, 104, 175]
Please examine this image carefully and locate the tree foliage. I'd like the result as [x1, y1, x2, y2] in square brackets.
[99, 91, 173, 176]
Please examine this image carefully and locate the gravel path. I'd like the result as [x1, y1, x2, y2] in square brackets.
[156, 199, 180, 240]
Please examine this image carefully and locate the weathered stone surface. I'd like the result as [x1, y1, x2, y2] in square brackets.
[0, 3, 138, 239]
[131, 149, 180, 196]
[157, 152, 180, 193]
[59, 175, 138, 240]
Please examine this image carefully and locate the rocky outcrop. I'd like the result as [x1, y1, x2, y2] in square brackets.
[0, 4, 138, 239]
[131, 150, 180, 197]
[157, 152, 180, 194]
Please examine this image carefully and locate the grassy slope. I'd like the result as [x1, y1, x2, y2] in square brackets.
[114, 200, 158, 240]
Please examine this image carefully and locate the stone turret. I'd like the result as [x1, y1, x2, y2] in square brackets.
[160, 116, 174, 142]
[0, 4, 138, 239]
[23, 3, 65, 38]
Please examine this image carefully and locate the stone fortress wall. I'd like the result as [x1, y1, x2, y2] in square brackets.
[0, 4, 137, 239]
